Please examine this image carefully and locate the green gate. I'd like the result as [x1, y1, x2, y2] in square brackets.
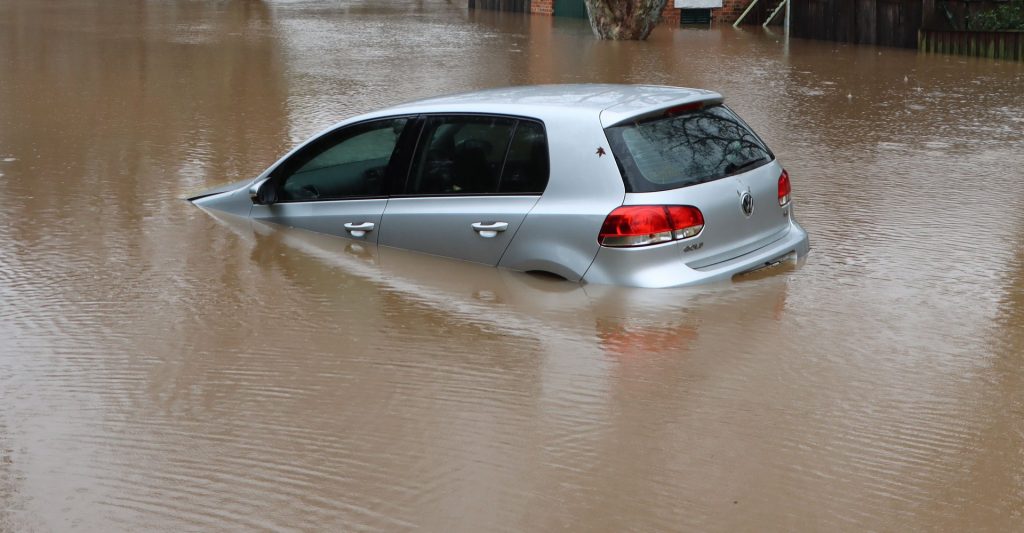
[470, 0, 529, 13]
[680, 9, 712, 25]
[554, 0, 588, 19]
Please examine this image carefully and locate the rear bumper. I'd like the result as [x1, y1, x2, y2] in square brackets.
[582, 219, 809, 288]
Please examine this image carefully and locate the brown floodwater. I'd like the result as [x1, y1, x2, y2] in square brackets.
[2, 0, 1024, 530]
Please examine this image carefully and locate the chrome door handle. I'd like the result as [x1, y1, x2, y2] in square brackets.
[471, 221, 509, 239]
[343, 222, 375, 238]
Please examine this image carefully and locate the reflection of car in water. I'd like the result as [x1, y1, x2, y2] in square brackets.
[190, 84, 809, 287]
[205, 210, 792, 365]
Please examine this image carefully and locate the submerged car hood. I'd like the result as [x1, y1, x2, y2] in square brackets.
[185, 178, 252, 202]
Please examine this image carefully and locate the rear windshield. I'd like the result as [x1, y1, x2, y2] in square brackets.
[605, 105, 773, 193]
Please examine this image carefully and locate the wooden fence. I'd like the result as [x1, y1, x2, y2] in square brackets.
[919, 29, 1024, 61]
[791, 0, 924, 48]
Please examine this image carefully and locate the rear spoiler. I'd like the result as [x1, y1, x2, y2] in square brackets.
[601, 95, 724, 129]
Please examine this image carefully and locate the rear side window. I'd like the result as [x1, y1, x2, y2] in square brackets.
[499, 121, 549, 194]
[605, 105, 773, 193]
[403, 115, 549, 196]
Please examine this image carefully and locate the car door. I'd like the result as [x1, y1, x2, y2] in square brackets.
[250, 116, 414, 244]
[378, 115, 549, 266]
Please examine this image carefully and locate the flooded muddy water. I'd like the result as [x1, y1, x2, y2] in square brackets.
[2, 0, 1024, 530]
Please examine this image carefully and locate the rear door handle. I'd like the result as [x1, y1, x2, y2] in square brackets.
[343, 222, 375, 238]
[471, 221, 509, 238]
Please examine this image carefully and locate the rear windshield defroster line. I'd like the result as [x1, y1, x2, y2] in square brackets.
[605, 105, 774, 193]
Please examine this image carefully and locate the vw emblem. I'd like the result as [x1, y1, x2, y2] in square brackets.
[740, 191, 754, 217]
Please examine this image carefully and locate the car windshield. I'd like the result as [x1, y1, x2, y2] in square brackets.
[605, 105, 773, 193]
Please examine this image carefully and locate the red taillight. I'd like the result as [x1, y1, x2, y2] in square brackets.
[778, 170, 792, 206]
[598, 205, 704, 248]
[664, 206, 704, 239]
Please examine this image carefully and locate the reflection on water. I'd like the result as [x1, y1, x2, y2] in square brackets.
[2, 0, 1024, 530]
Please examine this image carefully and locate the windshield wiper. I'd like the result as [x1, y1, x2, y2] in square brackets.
[725, 158, 769, 176]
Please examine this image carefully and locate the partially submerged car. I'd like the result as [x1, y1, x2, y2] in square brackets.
[190, 84, 809, 288]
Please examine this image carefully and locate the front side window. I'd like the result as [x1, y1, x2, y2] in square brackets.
[277, 117, 408, 202]
[605, 105, 773, 193]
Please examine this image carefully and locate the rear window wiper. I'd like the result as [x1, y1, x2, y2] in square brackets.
[724, 157, 770, 177]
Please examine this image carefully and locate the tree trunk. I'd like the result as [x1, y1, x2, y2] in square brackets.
[583, 0, 669, 40]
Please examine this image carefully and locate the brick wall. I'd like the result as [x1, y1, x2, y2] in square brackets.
[528, 1, 682, 22]
[660, 3, 681, 25]
[653, 1, 758, 26]
[528, 1, 753, 24]
[531, 0, 553, 14]
[712, 0, 754, 23]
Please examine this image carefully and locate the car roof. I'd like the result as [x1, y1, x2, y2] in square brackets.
[381, 84, 723, 126]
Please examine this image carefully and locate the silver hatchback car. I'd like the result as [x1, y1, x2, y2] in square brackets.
[190, 84, 809, 288]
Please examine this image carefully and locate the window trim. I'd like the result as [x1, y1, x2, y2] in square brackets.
[389, 113, 550, 199]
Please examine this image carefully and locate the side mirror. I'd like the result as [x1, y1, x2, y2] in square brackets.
[249, 177, 277, 205]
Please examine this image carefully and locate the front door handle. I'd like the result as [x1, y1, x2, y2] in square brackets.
[471, 221, 509, 238]
[343, 222, 375, 238]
